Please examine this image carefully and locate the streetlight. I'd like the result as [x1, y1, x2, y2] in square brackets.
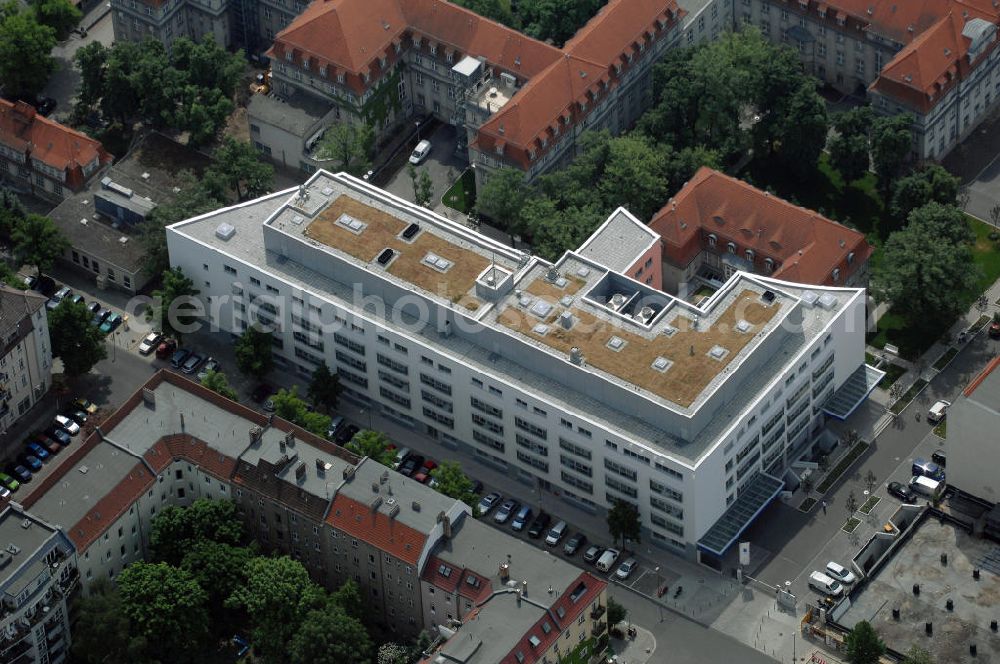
[415, 120, 422, 142]
[654, 566, 664, 622]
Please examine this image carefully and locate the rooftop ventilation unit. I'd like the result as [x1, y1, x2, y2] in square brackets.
[402, 222, 421, 240]
[558, 311, 573, 329]
[762, 290, 776, 304]
[800, 290, 819, 307]
[336, 213, 366, 233]
[215, 222, 236, 241]
[635, 306, 656, 325]
[651, 356, 672, 373]
[422, 252, 452, 271]
[576, 266, 591, 278]
[291, 214, 305, 225]
[708, 345, 728, 360]
[735, 319, 752, 333]
[606, 336, 626, 351]
[321, 186, 334, 196]
[609, 293, 627, 311]
[500, 72, 517, 87]
[376, 248, 395, 266]
[817, 293, 838, 310]
[569, 347, 584, 365]
[529, 300, 553, 318]
[532, 323, 550, 336]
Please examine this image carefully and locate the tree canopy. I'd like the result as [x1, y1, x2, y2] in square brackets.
[234, 325, 274, 379]
[844, 621, 887, 664]
[430, 461, 479, 508]
[607, 499, 641, 549]
[307, 363, 342, 413]
[70, 579, 138, 664]
[828, 106, 875, 183]
[270, 386, 331, 436]
[13, 214, 68, 277]
[317, 122, 374, 176]
[0, 10, 56, 99]
[200, 369, 239, 400]
[148, 267, 200, 342]
[889, 164, 959, 230]
[289, 603, 373, 664]
[873, 203, 978, 333]
[452, 0, 602, 46]
[149, 498, 245, 566]
[139, 170, 223, 277]
[474, 168, 529, 235]
[346, 429, 397, 466]
[871, 113, 914, 193]
[32, 0, 81, 39]
[210, 137, 275, 201]
[48, 299, 108, 377]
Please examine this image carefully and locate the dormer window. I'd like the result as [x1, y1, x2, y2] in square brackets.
[446, 51, 454, 63]
[745, 249, 754, 262]
[495, 144, 504, 155]
[727, 242, 737, 255]
[302, 56, 310, 69]
[707, 233, 717, 248]
[380, 56, 387, 68]
[430, 44, 437, 55]
[337, 72, 345, 84]
[319, 65, 327, 77]
[847, 251, 855, 265]
[394, 42, 402, 54]
[764, 257, 775, 272]
[528, 149, 536, 161]
[832, 268, 841, 282]
[285, 49, 293, 62]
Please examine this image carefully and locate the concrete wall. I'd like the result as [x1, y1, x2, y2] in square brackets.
[948, 391, 1000, 503]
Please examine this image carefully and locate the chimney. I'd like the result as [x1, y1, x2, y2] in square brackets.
[180, 413, 185, 432]
[569, 347, 583, 365]
[284, 430, 295, 447]
[295, 462, 306, 482]
[370, 496, 383, 512]
[437, 512, 452, 539]
[315, 458, 325, 475]
[521, 579, 527, 597]
[249, 426, 263, 445]
[499, 562, 510, 582]
[279, 440, 286, 454]
[342, 465, 356, 480]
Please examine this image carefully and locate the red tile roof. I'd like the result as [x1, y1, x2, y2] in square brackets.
[649, 167, 872, 286]
[421, 554, 494, 603]
[498, 572, 606, 664]
[268, 0, 683, 167]
[68, 461, 156, 551]
[144, 434, 240, 480]
[326, 492, 427, 565]
[0, 98, 111, 190]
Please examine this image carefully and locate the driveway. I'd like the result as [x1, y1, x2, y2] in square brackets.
[41, 3, 115, 124]
[944, 107, 1000, 223]
[381, 123, 466, 207]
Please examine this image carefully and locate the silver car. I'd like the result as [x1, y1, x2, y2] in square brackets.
[54, 415, 80, 436]
[615, 558, 638, 580]
[493, 499, 518, 524]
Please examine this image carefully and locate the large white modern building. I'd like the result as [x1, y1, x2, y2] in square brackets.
[167, 171, 877, 565]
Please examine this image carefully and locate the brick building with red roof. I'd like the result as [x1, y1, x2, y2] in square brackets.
[648, 167, 872, 295]
[250, 0, 684, 186]
[0, 99, 111, 203]
[734, 0, 1000, 160]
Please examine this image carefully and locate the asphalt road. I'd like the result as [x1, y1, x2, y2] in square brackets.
[41, 5, 115, 124]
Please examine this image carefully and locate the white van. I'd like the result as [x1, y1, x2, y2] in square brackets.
[808, 571, 843, 597]
[544, 521, 568, 546]
[910, 475, 944, 498]
[409, 140, 432, 164]
[595, 548, 620, 573]
[927, 400, 950, 423]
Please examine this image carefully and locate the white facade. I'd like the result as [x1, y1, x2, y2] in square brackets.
[0, 289, 52, 435]
[167, 171, 869, 561]
[948, 358, 1000, 503]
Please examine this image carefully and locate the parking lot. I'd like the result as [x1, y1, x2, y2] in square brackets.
[381, 123, 467, 209]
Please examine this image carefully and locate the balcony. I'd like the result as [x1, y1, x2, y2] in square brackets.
[591, 621, 607, 637]
[590, 604, 606, 621]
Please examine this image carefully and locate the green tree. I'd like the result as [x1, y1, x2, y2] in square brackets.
[607, 499, 642, 549]
[290, 602, 373, 664]
[118, 562, 209, 662]
[597, 134, 671, 221]
[474, 167, 531, 235]
[346, 429, 396, 466]
[0, 186, 26, 241]
[200, 369, 239, 400]
[32, 0, 81, 39]
[901, 645, 935, 664]
[70, 579, 141, 664]
[775, 82, 828, 173]
[149, 499, 245, 565]
[518, 0, 603, 45]
[519, 197, 603, 262]
[170, 34, 244, 97]
[828, 107, 875, 183]
[873, 203, 977, 332]
[872, 113, 913, 193]
[48, 299, 108, 377]
[138, 170, 222, 276]
[378, 643, 411, 664]
[329, 579, 364, 621]
[307, 362, 342, 413]
[74, 41, 108, 110]
[234, 326, 274, 379]
[889, 164, 959, 229]
[844, 621, 886, 664]
[0, 263, 28, 290]
[180, 540, 255, 631]
[429, 461, 479, 508]
[317, 122, 374, 176]
[607, 597, 627, 626]
[148, 267, 200, 342]
[208, 137, 274, 201]
[13, 214, 68, 277]
[408, 164, 434, 207]
[227, 556, 327, 662]
[270, 386, 331, 436]
[0, 10, 56, 98]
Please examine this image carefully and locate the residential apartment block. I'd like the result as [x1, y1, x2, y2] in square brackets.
[110, 0, 232, 49]
[0, 508, 76, 664]
[0, 100, 111, 204]
[0, 287, 52, 436]
[12, 369, 606, 655]
[728, 0, 1000, 160]
[251, 0, 684, 186]
[167, 171, 878, 566]
[948, 355, 1000, 503]
[649, 167, 872, 295]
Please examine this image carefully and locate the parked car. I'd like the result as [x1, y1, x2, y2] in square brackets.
[887, 481, 915, 503]
[912, 458, 945, 481]
[73, 397, 98, 414]
[91, 307, 110, 327]
[38, 438, 61, 455]
[46, 427, 72, 447]
[825, 561, 857, 585]
[477, 492, 502, 516]
[156, 339, 178, 360]
[99, 312, 123, 335]
[545, 521, 568, 546]
[181, 353, 204, 374]
[931, 449, 947, 467]
[563, 532, 587, 556]
[583, 545, 603, 564]
[26, 441, 50, 461]
[22, 274, 37, 290]
[470, 479, 484, 495]
[138, 332, 163, 355]
[64, 410, 88, 426]
[18, 455, 42, 472]
[808, 571, 843, 598]
[325, 415, 345, 440]
[927, 400, 951, 423]
[0, 487, 10, 500]
[910, 475, 945, 498]
[510, 505, 533, 532]
[596, 548, 621, 573]
[0, 473, 19, 491]
[409, 139, 432, 165]
[335, 424, 360, 445]
[391, 446, 410, 469]
[68, 294, 85, 306]
[170, 348, 191, 368]
[397, 454, 424, 477]
[494, 499, 519, 525]
[85, 301, 101, 315]
[46, 286, 72, 311]
[6, 465, 31, 483]
[412, 461, 437, 484]
[527, 513, 552, 539]
[195, 357, 218, 381]
[54, 414, 80, 436]
[32, 275, 56, 296]
[990, 319, 1000, 339]
[615, 558, 638, 580]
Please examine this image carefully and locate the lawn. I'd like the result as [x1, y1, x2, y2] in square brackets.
[859, 495, 880, 515]
[932, 347, 958, 371]
[878, 362, 906, 389]
[969, 219, 1000, 296]
[933, 419, 947, 439]
[799, 497, 817, 513]
[442, 168, 476, 214]
[842, 517, 861, 533]
[816, 440, 870, 494]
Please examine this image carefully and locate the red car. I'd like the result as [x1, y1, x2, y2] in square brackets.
[990, 320, 1000, 339]
[412, 460, 438, 484]
[155, 338, 178, 359]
